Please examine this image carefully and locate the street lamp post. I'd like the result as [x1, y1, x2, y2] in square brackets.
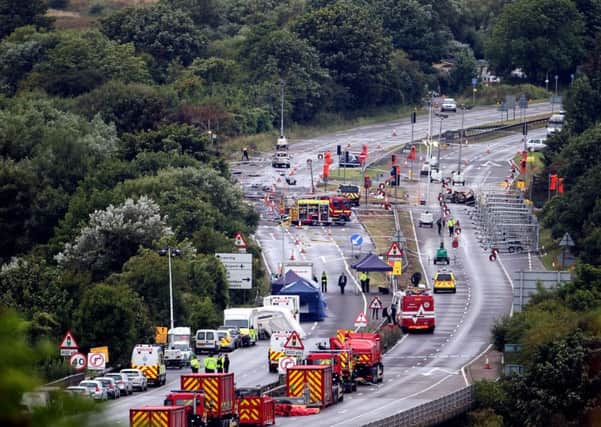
[159, 247, 182, 330]
[458, 106, 465, 173]
[280, 79, 286, 138]
[554, 75, 559, 96]
[435, 113, 448, 167]
[307, 159, 314, 194]
[545, 73, 549, 92]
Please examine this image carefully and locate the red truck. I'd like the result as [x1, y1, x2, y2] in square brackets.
[130, 406, 187, 427]
[332, 331, 384, 384]
[286, 365, 343, 408]
[305, 337, 356, 392]
[179, 373, 237, 425]
[393, 287, 436, 333]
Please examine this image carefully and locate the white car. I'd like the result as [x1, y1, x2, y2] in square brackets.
[430, 169, 442, 183]
[526, 138, 547, 152]
[105, 372, 133, 396]
[78, 380, 108, 401]
[271, 151, 291, 168]
[419, 211, 434, 228]
[120, 369, 148, 392]
[441, 98, 457, 112]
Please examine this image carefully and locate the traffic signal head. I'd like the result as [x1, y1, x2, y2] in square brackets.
[337, 145, 342, 156]
[549, 174, 558, 191]
[364, 175, 371, 189]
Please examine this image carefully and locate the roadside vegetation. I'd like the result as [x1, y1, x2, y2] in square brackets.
[0, 0, 600, 425]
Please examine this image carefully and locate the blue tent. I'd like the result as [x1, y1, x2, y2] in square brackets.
[278, 277, 327, 322]
[271, 270, 304, 294]
[352, 252, 393, 272]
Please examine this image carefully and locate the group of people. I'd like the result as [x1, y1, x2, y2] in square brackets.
[436, 216, 460, 236]
[320, 271, 369, 295]
[190, 352, 230, 374]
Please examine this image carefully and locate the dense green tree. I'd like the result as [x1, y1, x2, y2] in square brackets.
[74, 284, 151, 365]
[23, 30, 150, 96]
[56, 196, 171, 280]
[0, 0, 52, 40]
[563, 75, 601, 135]
[449, 46, 477, 91]
[294, 0, 393, 108]
[373, 0, 449, 63]
[100, 3, 208, 80]
[486, 0, 585, 82]
[75, 81, 172, 135]
[162, 0, 223, 27]
[0, 27, 58, 96]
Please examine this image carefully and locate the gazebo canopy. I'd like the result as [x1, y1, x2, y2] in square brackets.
[351, 253, 393, 272]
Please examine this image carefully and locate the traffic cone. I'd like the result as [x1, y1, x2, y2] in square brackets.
[484, 357, 491, 369]
[289, 250, 295, 261]
[300, 245, 305, 255]
[295, 238, 300, 245]
[486, 145, 490, 154]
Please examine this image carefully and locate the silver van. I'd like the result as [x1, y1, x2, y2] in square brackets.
[194, 329, 220, 354]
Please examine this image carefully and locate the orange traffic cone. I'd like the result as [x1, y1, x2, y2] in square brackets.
[484, 357, 491, 369]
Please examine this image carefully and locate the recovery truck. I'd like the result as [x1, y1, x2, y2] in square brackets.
[286, 364, 343, 408]
[332, 332, 384, 384]
[393, 286, 436, 333]
[305, 337, 356, 392]
[165, 326, 193, 368]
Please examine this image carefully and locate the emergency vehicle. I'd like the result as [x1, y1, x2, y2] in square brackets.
[268, 330, 294, 373]
[433, 269, 456, 293]
[131, 344, 167, 386]
[290, 196, 352, 225]
[392, 287, 436, 333]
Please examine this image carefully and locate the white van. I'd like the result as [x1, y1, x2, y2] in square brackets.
[194, 329, 220, 354]
[275, 136, 288, 151]
[131, 344, 166, 386]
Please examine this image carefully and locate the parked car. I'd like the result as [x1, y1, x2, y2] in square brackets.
[120, 368, 148, 392]
[65, 386, 92, 399]
[272, 151, 291, 168]
[526, 138, 547, 152]
[451, 171, 465, 186]
[78, 380, 108, 401]
[105, 372, 133, 396]
[94, 377, 120, 399]
[217, 330, 237, 352]
[419, 211, 434, 228]
[218, 326, 243, 349]
[441, 98, 457, 112]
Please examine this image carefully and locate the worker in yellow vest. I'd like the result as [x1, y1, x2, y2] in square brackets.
[190, 355, 200, 373]
[204, 353, 217, 373]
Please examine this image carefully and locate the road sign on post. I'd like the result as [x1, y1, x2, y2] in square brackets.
[350, 234, 363, 247]
[87, 352, 106, 370]
[386, 242, 403, 258]
[369, 297, 383, 310]
[59, 330, 79, 356]
[233, 231, 248, 251]
[354, 312, 368, 327]
[215, 253, 253, 289]
[283, 331, 304, 350]
[69, 353, 87, 371]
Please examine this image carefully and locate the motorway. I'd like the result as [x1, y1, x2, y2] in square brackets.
[105, 103, 552, 425]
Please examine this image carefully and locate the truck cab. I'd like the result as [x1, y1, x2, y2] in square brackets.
[163, 391, 206, 426]
[165, 327, 192, 368]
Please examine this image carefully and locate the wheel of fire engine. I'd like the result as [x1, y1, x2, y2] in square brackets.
[371, 366, 379, 383]
[429, 326, 435, 334]
[489, 253, 497, 262]
[378, 364, 384, 383]
[401, 326, 408, 334]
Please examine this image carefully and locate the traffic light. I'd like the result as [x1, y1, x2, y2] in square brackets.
[411, 111, 417, 124]
[362, 144, 368, 156]
[392, 154, 397, 164]
[522, 123, 528, 135]
[549, 174, 558, 191]
[336, 145, 342, 156]
[364, 175, 371, 189]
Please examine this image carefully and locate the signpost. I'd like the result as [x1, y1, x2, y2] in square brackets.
[87, 352, 106, 370]
[350, 233, 363, 259]
[233, 231, 248, 252]
[283, 331, 304, 358]
[69, 352, 87, 371]
[59, 330, 79, 357]
[368, 297, 383, 310]
[215, 253, 253, 289]
[354, 312, 368, 328]
[278, 356, 296, 374]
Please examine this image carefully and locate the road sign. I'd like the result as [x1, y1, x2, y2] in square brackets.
[69, 352, 87, 371]
[369, 297, 382, 310]
[350, 233, 363, 247]
[87, 352, 106, 370]
[392, 261, 402, 276]
[278, 356, 296, 374]
[559, 233, 575, 247]
[518, 95, 528, 109]
[471, 78, 477, 86]
[354, 312, 368, 327]
[386, 241, 403, 258]
[215, 252, 253, 289]
[60, 348, 78, 357]
[155, 326, 168, 344]
[233, 231, 248, 249]
[283, 331, 304, 350]
[59, 330, 78, 349]
[505, 95, 516, 109]
[90, 346, 109, 363]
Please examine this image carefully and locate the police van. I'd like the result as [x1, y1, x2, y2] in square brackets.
[131, 344, 166, 386]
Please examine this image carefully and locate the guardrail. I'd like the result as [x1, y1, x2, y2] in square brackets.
[45, 372, 86, 388]
[363, 385, 474, 427]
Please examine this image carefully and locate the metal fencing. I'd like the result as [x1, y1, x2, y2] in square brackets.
[470, 188, 539, 253]
[363, 385, 474, 427]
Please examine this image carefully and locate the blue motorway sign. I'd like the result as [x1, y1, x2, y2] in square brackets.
[350, 233, 363, 247]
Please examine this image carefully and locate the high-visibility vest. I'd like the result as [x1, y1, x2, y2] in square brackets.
[217, 355, 224, 369]
[204, 356, 217, 370]
[190, 358, 200, 369]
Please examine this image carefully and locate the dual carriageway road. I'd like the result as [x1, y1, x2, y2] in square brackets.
[106, 103, 552, 425]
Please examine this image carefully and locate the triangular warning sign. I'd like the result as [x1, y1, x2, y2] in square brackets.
[387, 241, 403, 257]
[233, 231, 247, 248]
[59, 330, 78, 349]
[283, 331, 304, 350]
[354, 312, 368, 324]
[369, 297, 383, 309]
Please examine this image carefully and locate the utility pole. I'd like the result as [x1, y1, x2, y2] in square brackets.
[280, 79, 285, 137]
[458, 105, 465, 173]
